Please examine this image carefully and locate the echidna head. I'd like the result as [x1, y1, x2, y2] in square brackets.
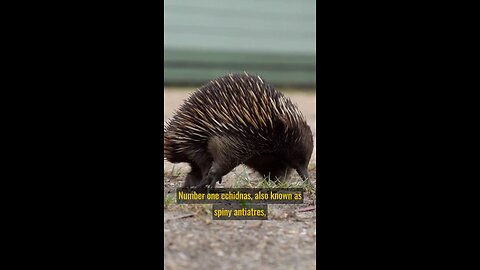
[288, 123, 314, 181]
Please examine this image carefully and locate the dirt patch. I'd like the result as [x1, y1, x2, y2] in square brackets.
[164, 172, 317, 270]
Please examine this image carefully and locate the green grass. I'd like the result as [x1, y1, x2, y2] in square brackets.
[230, 164, 316, 187]
[232, 167, 255, 188]
[164, 193, 211, 217]
[234, 164, 317, 201]
[164, 194, 176, 209]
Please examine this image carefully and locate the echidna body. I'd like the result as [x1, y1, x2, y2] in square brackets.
[164, 73, 313, 188]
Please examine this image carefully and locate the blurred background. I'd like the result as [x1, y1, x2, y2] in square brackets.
[164, 0, 316, 87]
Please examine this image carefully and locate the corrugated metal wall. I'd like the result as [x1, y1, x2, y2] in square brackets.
[164, 0, 316, 87]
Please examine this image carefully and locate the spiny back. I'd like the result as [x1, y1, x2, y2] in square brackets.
[164, 73, 308, 156]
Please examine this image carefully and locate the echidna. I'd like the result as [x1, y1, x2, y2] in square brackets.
[164, 73, 314, 189]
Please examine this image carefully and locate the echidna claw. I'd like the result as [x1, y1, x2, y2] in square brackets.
[204, 181, 216, 190]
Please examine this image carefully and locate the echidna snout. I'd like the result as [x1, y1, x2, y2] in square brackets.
[285, 122, 314, 182]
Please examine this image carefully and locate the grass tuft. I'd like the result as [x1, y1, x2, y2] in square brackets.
[232, 167, 255, 188]
[164, 194, 176, 209]
[165, 164, 183, 178]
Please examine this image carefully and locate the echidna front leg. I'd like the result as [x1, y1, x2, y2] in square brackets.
[193, 136, 239, 189]
[195, 161, 233, 189]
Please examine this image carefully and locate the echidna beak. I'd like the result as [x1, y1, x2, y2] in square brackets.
[296, 167, 310, 182]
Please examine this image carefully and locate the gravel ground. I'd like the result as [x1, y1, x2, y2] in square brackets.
[164, 88, 317, 270]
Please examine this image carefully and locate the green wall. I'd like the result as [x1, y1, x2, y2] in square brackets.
[164, 0, 316, 87]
